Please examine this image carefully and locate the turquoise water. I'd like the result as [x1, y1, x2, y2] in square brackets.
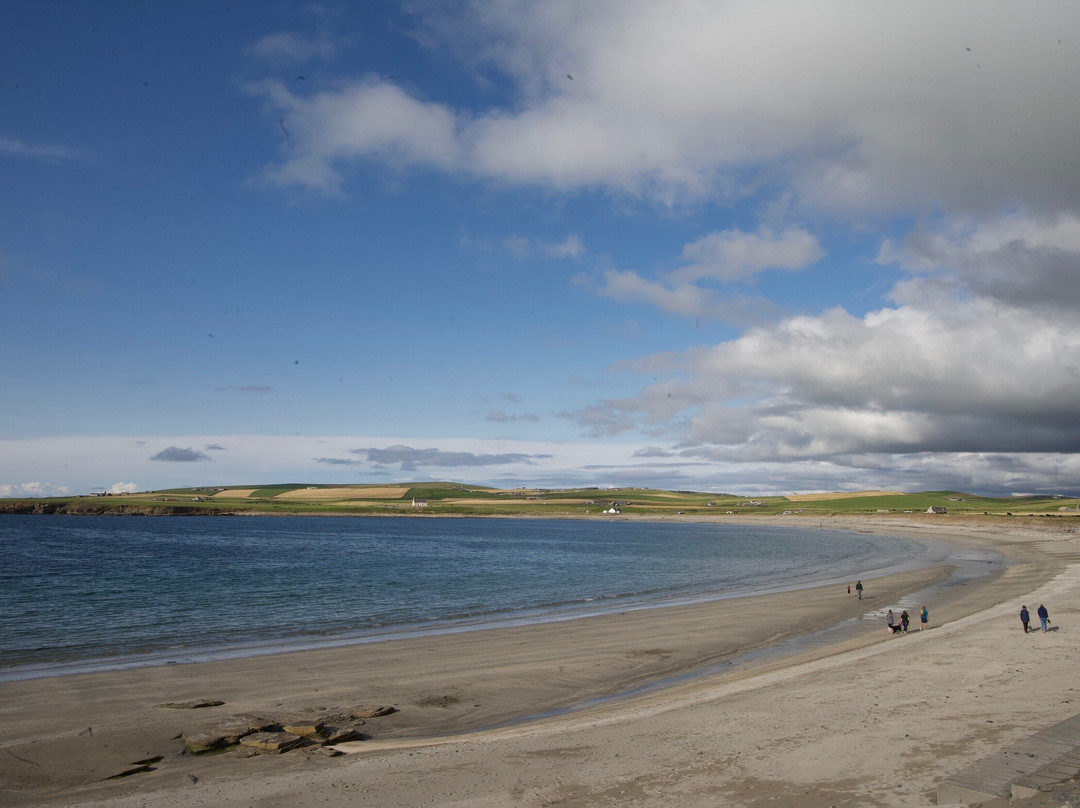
[0, 515, 929, 679]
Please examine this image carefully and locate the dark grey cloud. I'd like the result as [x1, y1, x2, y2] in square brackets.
[150, 447, 211, 462]
[581, 462, 710, 470]
[350, 444, 551, 471]
[881, 214, 1080, 312]
[485, 410, 541, 423]
[633, 446, 675, 458]
[204, 444, 227, 452]
[314, 457, 364, 466]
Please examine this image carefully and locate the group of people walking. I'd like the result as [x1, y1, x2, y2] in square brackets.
[885, 606, 928, 634]
[1020, 604, 1050, 633]
[858, 581, 1055, 637]
[883, 603, 1053, 634]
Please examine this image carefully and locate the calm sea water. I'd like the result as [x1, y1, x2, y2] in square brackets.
[0, 515, 929, 680]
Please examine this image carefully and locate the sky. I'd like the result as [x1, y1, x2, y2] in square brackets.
[3, 0, 1080, 498]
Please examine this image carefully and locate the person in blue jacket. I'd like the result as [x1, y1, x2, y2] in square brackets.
[1020, 605, 1030, 633]
[1038, 604, 1050, 632]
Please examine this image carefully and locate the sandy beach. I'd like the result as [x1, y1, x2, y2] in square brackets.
[3, 515, 1080, 807]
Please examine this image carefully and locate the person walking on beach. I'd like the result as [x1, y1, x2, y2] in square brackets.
[1038, 604, 1050, 632]
[920, 605, 929, 630]
[855, 580, 863, 600]
[900, 610, 910, 633]
[1020, 605, 1030, 633]
[886, 609, 896, 634]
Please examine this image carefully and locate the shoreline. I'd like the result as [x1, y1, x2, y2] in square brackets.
[0, 515, 946, 683]
[2, 515, 1079, 807]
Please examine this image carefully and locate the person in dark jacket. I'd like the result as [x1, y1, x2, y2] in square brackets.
[1020, 605, 1030, 633]
[1038, 604, 1050, 632]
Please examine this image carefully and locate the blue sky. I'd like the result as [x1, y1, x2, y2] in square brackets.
[3, 0, 1080, 498]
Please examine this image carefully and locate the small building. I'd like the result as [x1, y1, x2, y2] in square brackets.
[412, 498, 428, 507]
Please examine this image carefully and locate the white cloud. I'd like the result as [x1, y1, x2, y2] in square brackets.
[246, 32, 336, 63]
[0, 482, 71, 498]
[661, 452, 1080, 499]
[594, 226, 819, 321]
[576, 297, 1080, 460]
[596, 269, 721, 318]
[0, 435, 654, 495]
[490, 233, 586, 261]
[247, 78, 460, 194]
[0, 136, 79, 162]
[673, 227, 824, 285]
[110, 482, 139, 494]
[1, 432, 1077, 498]
[544, 234, 584, 259]
[249, 2, 1080, 217]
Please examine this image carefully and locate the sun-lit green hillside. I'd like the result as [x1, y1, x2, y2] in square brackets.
[1, 483, 1077, 518]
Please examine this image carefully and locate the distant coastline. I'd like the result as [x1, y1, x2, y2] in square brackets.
[1, 480, 1079, 519]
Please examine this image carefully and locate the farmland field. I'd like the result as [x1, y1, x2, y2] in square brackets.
[786, 490, 904, 501]
[271, 486, 411, 501]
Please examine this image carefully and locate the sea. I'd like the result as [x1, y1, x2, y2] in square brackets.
[0, 515, 984, 682]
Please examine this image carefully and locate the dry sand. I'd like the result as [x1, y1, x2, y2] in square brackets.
[3, 515, 1080, 807]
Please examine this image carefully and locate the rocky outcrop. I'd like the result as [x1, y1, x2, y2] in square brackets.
[177, 705, 384, 756]
[238, 732, 304, 754]
[281, 716, 325, 738]
[182, 714, 277, 753]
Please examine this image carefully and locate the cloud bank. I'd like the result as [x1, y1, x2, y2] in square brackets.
[347, 444, 552, 471]
[151, 447, 213, 463]
[249, 2, 1080, 215]
[233, 0, 1074, 494]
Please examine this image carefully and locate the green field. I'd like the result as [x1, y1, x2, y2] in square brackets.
[2, 482, 1078, 519]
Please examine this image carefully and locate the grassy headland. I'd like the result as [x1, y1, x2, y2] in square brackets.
[2, 482, 1079, 518]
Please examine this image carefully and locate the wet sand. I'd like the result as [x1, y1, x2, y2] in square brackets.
[2, 514, 1079, 807]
